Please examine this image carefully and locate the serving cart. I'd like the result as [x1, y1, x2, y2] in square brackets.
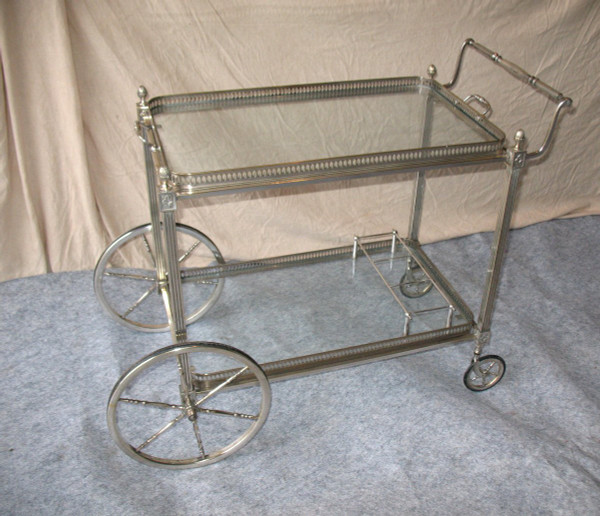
[94, 39, 572, 468]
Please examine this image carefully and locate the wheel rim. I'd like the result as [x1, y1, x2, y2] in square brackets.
[107, 342, 271, 468]
[94, 224, 224, 332]
[464, 355, 505, 391]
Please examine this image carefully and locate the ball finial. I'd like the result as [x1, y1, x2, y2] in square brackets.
[427, 64, 437, 79]
[514, 129, 527, 152]
[137, 85, 148, 101]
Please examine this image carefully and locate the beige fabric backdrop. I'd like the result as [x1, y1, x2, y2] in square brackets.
[1, 0, 599, 282]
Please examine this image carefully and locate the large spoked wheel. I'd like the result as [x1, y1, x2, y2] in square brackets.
[463, 355, 506, 391]
[107, 342, 271, 469]
[94, 223, 224, 332]
[399, 262, 433, 298]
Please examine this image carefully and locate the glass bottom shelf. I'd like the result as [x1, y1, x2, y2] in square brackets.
[182, 231, 476, 382]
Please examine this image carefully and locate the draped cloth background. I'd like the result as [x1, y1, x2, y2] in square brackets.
[1, 0, 599, 282]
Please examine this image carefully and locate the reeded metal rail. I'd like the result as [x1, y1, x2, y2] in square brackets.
[181, 237, 403, 281]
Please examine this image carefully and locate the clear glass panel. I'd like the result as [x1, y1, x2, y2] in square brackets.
[187, 240, 470, 365]
[155, 85, 498, 174]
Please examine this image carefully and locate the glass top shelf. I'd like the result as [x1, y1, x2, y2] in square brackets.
[148, 77, 505, 195]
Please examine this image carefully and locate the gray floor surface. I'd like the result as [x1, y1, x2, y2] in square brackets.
[1, 216, 599, 515]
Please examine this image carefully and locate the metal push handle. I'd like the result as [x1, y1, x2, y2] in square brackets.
[445, 38, 573, 159]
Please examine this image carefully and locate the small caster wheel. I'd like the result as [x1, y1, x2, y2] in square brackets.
[463, 355, 506, 391]
[399, 265, 433, 298]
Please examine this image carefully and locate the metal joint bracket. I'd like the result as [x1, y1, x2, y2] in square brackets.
[508, 149, 527, 170]
[159, 192, 177, 212]
[473, 329, 491, 345]
[175, 329, 188, 343]
[472, 329, 491, 357]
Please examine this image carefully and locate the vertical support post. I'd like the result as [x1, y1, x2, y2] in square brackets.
[136, 86, 187, 345]
[408, 171, 427, 242]
[162, 198, 193, 407]
[136, 87, 193, 411]
[407, 65, 437, 243]
[352, 236, 358, 277]
[160, 192, 188, 344]
[137, 86, 167, 284]
[390, 230, 397, 270]
[475, 130, 527, 351]
[144, 146, 167, 281]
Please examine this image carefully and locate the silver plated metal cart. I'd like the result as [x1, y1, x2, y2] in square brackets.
[95, 39, 572, 468]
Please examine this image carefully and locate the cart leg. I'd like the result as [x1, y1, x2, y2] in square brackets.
[407, 73, 435, 243]
[476, 130, 527, 336]
[159, 192, 189, 344]
[137, 86, 187, 343]
[138, 87, 168, 291]
[465, 130, 527, 390]
[401, 167, 434, 298]
[402, 81, 435, 298]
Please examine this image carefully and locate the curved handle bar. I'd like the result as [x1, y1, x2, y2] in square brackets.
[445, 39, 573, 159]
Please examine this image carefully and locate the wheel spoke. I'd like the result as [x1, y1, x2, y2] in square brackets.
[472, 361, 500, 386]
[135, 410, 187, 452]
[192, 419, 207, 459]
[141, 234, 157, 268]
[122, 283, 158, 318]
[195, 366, 250, 407]
[119, 398, 185, 410]
[469, 370, 484, 384]
[104, 269, 156, 282]
[179, 241, 202, 264]
[481, 362, 497, 378]
[182, 277, 220, 286]
[197, 407, 259, 420]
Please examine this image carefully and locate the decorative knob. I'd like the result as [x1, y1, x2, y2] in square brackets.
[514, 129, 526, 151]
[137, 85, 148, 102]
[427, 64, 437, 79]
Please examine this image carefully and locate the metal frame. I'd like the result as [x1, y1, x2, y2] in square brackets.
[131, 36, 573, 385]
[102, 39, 572, 467]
